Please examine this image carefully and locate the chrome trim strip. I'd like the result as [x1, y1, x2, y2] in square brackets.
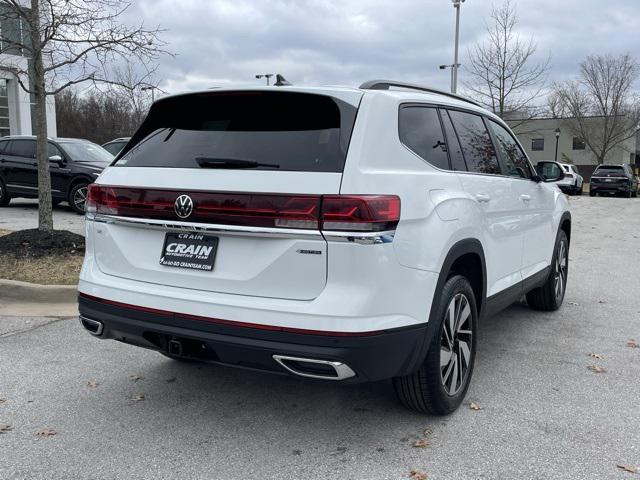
[322, 230, 396, 245]
[272, 355, 356, 380]
[79, 315, 104, 336]
[90, 214, 396, 244]
[92, 214, 323, 240]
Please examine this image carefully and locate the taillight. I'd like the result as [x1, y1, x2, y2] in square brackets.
[87, 185, 400, 232]
[321, 195, 400, 232]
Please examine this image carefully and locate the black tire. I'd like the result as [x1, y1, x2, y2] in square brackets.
[589, 190, 596, 197]
[393, 275, 478, 415]
[526, 230, 568, 311]
[68, 182, 89, 214]
[0, 179, 10, 206]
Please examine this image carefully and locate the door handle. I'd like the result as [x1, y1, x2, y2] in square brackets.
[475, 193, 491, 203]
[520, 194, 531, 202]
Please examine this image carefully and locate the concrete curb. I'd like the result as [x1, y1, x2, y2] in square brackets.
[0, 278, 77, 317]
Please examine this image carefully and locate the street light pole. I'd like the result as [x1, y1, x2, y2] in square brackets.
[141, 85, 157, 102]
[255, 74, 274, 86]
[451, 0, 466, 94]
[555, 128, 561, 162]
[440, 64, 461, 93]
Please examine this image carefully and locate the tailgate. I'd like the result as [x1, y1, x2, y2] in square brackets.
[89, 89, 361, 301]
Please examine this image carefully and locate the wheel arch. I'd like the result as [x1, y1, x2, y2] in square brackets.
[409, 238, 487, 374]
[66, 175, 93, 198]
[559, 211, 571, 245]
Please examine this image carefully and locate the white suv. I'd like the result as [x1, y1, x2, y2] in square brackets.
[78, 80, 571, 415]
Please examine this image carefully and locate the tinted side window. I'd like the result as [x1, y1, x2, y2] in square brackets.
[398, 106, 449, 170]
[48, 143, 63, 158]
[8, 140, 36, 158]
[448, 111, 501, 175]
[489, 121, 533, 179]
[440, 110, 467, 171]
[0, 140, 8, 154]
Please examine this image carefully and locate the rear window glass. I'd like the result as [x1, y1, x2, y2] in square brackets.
[594, 166, 625, 176]
[8, 140, 36, 158]
[448, 110, 501, 175]
[116, 91, 358, 172]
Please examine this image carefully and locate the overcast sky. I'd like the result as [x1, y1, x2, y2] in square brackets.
[123, 0, 640, 95]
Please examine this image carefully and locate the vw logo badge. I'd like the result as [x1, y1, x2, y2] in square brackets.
[174, 194, 194, 219]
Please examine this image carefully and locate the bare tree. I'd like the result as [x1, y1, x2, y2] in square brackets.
[464, 0, 550, 122]
[0, 0, 169, 232]
[553, 54, 640, 164]
[545, 91, 566, 119]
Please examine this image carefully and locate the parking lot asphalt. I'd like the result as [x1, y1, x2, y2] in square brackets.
[1, 196, 639, 480]
[0, 199, 85, 235]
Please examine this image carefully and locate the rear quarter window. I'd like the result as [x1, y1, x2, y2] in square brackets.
[116, 91, 358, 173]
[398, 106, 450, 170]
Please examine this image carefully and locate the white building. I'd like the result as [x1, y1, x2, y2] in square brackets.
[508, 116, 638, 179]
[0, 4, 56, 137]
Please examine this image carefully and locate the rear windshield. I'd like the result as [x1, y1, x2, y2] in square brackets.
[594, 166, 624, 176]
[115, 91, 358, 172]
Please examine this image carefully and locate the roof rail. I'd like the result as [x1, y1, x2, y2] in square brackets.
[359, 80, 481, 107]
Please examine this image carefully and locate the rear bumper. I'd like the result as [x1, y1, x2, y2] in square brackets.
[78, 294, 430, 383]
[590, 183, 631, 193]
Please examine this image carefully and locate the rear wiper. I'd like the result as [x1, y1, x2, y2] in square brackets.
[195, 157, 280, 169]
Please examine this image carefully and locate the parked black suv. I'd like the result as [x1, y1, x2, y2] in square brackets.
[0, 136, 113, 213]
[589, 163, 639, 198]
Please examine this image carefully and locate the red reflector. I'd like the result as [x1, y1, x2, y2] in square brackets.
[87, 185, 400, 232]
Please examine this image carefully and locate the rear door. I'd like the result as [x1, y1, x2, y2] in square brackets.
[92, 90, 361, 300]
[3, 139, 37, 194]
[445, 110, 524, 297]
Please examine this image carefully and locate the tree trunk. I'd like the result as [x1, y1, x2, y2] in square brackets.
[30, 0, 54, 232]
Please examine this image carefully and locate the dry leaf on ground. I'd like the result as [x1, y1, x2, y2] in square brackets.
[587, 365, 607, 373]
[0, 397, 6, 404]
[422, 428, 433, 437]
[409, 470, 428, 480]
[130, 394, 145, 402]
[588, 353, 604, 360]
[129, 374, 144, 382]
[87, 380, 99, 388]
[0, 424, 12, 433]
[627, 340, 639, 349]
[598, 299, 608, 304]
[568, 301, 579, 306]
[468, 402, 482, 410]
[616, 464, 638, 474]
[412, 439, 431, 448]
[36, 428, 57, 437]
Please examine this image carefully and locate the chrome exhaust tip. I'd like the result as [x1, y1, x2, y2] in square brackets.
[272, 355, 356, 380]
[79, 315, 104, 336]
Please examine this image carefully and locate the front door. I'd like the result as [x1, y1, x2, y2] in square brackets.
[487, 120, 555, 279]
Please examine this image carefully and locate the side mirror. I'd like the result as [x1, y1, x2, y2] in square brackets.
[535, 161, 565, 182]
[49, 154, 64, 165]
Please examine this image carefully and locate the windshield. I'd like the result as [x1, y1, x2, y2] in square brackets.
[115, 91, 358, 172]
[59, 141, 114, 163]
[594, 166, 624, 176]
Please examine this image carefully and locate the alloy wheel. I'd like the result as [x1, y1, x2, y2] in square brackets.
[440, 293, 473, 396]
[73, 186, 88, 212]
[554, 240, 568, 302]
